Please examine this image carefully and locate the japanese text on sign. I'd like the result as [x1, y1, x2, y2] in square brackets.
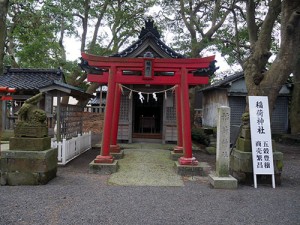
[249, 96, 274, 175]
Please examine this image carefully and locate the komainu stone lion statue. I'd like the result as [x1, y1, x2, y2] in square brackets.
[15, 93, 48, 138]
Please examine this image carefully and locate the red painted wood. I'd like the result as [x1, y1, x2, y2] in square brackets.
[98, 67, 117, 160]
[178, 67, 198, 165]
[82, 52, 214, 65]
[0, 87, 16, 93]
[82, 52, 215, 165]
[1, 96, 13, 101]
[111, 83, 122, 146]
[175, 84, 183, 148]
[88, 73, 209, 85]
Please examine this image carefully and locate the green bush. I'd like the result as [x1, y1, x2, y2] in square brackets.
[191, 128, 210, 146]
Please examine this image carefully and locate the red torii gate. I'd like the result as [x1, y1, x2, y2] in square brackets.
[0, 86, 16, 100]
[0, 86, 16, 151]
[82, 53, 215, 165]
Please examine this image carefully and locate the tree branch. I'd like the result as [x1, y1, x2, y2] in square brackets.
[246, 0, 259, 46]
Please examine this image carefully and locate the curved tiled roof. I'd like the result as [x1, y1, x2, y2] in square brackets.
[110, 19, 185, 59]
[0, 68, 65, 91]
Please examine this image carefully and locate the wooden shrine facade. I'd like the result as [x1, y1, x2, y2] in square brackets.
[81, 53, 216, 165]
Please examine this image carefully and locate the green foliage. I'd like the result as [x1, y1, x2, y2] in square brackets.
[191, 127, 210, 146]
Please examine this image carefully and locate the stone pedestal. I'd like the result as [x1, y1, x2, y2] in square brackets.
[209, 106, 237, 189]
[10, 137, 51, 151]
[89, 160, 119, 175]
[170, 151, 184, 161]
[230, 149, 283, 184]
[208, 173, 237, 189]
[174, 161, 211, 176]
[111, 150, 124, 159]
[230, 121, 283, 184]
[0, 148, 57, 185]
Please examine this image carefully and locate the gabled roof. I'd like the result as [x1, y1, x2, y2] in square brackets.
[110, 19, 185, 58]
[200, 71, 291, 96]
[89, 97, 106, 106]
[0, 67, 65, 91]
[39, 80, 94, 100]
[200, 72, 244, 91]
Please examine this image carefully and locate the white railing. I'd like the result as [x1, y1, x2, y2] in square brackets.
[51, 131, 92, 165]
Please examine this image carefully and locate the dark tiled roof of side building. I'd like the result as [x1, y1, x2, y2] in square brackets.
[200, 72, 244, 91]
[0, 67, 65, 91]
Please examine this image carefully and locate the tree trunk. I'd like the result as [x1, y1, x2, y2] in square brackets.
[0, 0, 9, 75]
[244, 1, 300, 118]
[290, 56, 300, 134]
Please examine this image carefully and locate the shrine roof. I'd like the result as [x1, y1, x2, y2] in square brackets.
[39, 80, 94, 100]
[200, 71, 290, 95]
[200, 72, 244, 91]
[110, 19, 185, 58]
[89, 97, 106, 106]
[0, 67, 65, 91]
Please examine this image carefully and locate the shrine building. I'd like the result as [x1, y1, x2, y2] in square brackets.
[80, 19, 216, 166]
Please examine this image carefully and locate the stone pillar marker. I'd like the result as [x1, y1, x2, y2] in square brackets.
[209, 106, 237, 189]
[216, 106, 230, 177]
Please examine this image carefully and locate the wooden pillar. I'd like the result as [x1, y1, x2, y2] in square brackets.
[173, 84, 183, 153]
[178, 68, 198, 165]
[56, 93, 61, 142]
[94, 67, 116, 163]
[110, 83, 121, 153]
[99, 85, 103, 113]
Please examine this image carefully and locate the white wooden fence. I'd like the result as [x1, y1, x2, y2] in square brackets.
[51, 131, 92, 165]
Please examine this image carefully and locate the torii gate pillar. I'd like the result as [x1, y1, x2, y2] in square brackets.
[93, 67, 116, 163]
[178, 68, 198, 165]
[82, 54, 216, 169]
[173, 84, 183, 153]
[110, 82, 122, 153]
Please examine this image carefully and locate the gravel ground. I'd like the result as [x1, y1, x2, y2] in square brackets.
[0, 142, 299, 225]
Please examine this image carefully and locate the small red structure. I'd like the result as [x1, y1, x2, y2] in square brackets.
[81, 54, 215, 165]
[0, 86, 16, 100]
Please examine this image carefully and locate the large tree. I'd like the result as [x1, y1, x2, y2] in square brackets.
[0, 0, 9, 75]
[157, 0, 236, 125]
[3, 0, 157, 105]
[158, 0, 236, 57]
[59, 0, 156, 104]
[290, 54, 300, 134]
[243, 0, 300, 116]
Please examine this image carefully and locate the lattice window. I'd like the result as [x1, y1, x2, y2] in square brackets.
[166, 92, 176, 122]
[119, 94, 129, 122]
[59, 104, 83, 139]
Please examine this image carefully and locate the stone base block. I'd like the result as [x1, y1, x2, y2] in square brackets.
[173, 146, 183, 153]
[230, 148, 283, 184]
[93, 144, 101, 150]
[174, 161, 211, 176]
[9, 137, 51, 151]
[0, 148, 57, 185]
[110, 145, 121, 153]
[208, 173, 238, 189]
[170, 151, 183, 161]
[236, 137, 252, 152]
[89, 160, 118, 175]
[111, 150, 124, 159]
[205, 146, 216, 155]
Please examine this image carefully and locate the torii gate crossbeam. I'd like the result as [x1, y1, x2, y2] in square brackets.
[81, 53, 215, 165]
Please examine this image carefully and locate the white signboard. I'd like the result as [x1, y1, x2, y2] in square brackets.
[248, 96, 275, 188]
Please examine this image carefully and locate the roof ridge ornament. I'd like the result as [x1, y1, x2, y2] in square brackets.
[139, 18, 161, 39]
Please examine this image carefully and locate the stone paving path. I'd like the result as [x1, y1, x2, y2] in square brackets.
[108, 144, 184, 186]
